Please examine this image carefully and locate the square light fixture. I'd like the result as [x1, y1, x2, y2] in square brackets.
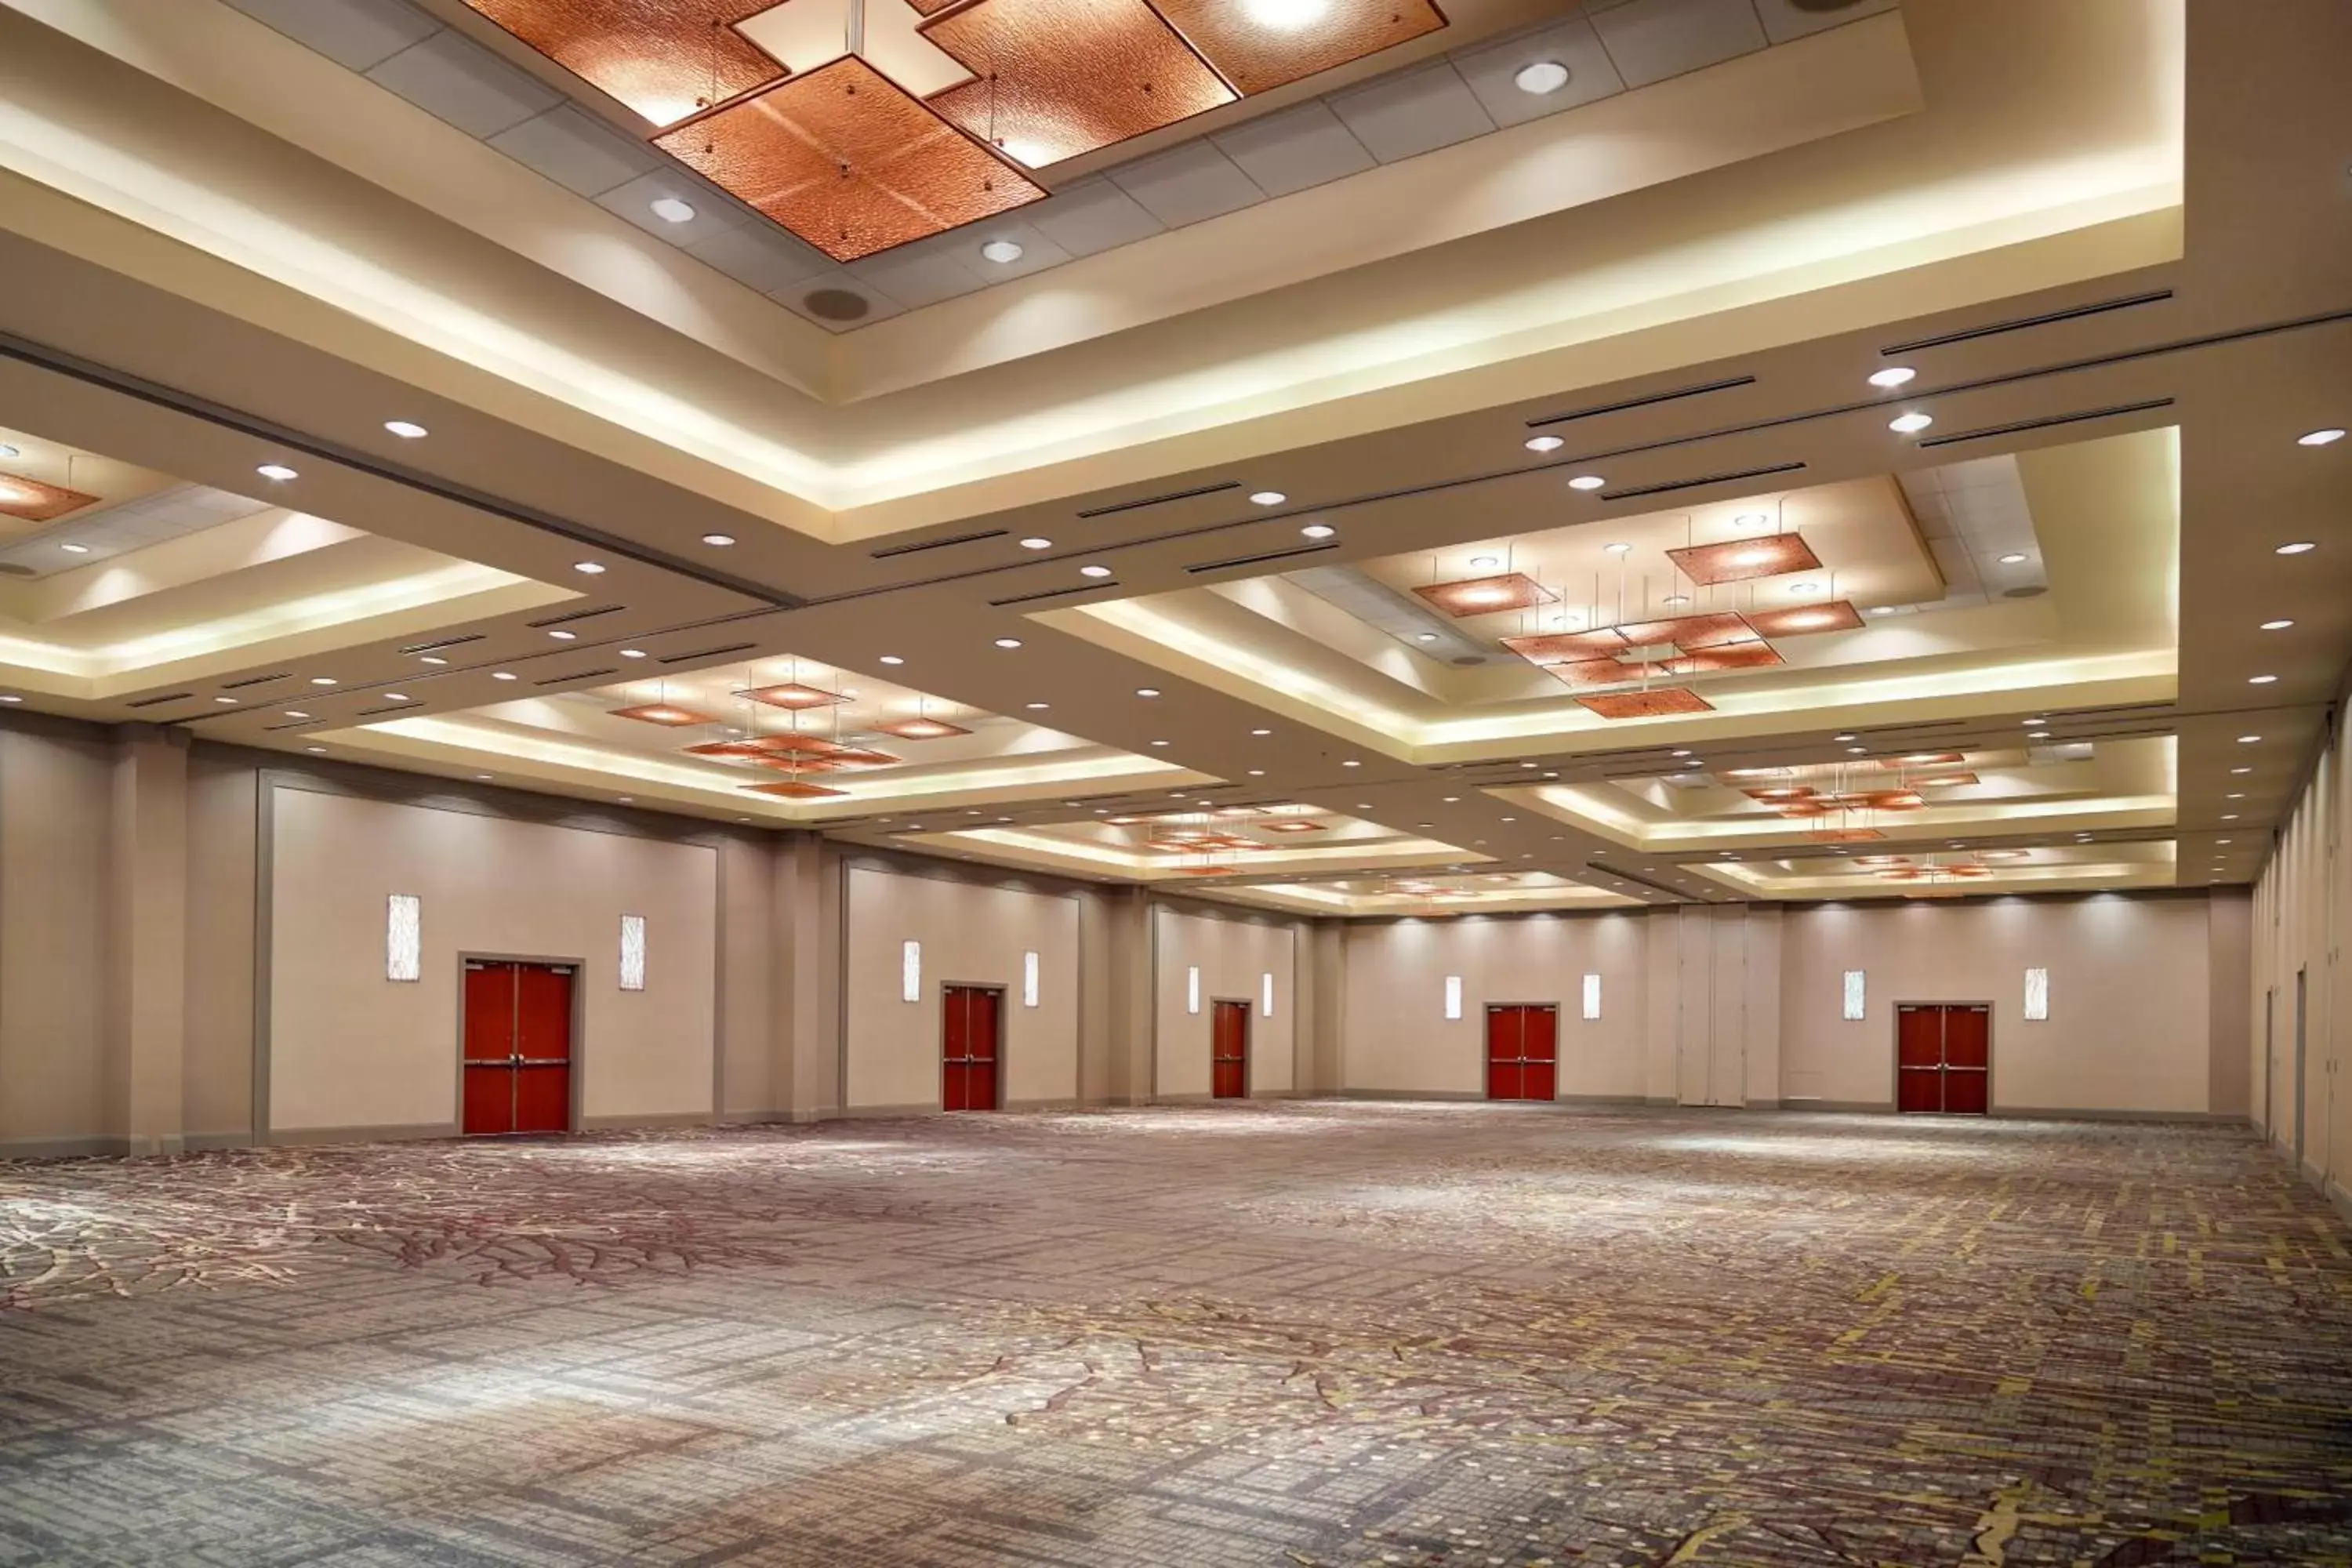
[1747, 599, 1865, 637]
[1576, 688, 1715, 720]
[610, 702, 720, 726]
[0, 470, 99, 523]
[454, 0, 786, 128]
[655, 57, 1045, 261]
[1664, 534, 1823, 586]
[742, 778, 848, 797]
[1150, 0, 1446, 94]
[871, 717, 974, 739]
[738, 681, 849, 710]
[1413, 573, 1559, 618]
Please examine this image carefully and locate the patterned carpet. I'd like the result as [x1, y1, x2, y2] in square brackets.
[2, 1104, 2349, 1566]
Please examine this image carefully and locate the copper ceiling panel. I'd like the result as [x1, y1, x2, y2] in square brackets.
[1500, 628, 1629, 663]
[655, 58, 1044, 262]
[1860, 789, 1927, 811]
[1576, 688, 1714, 720]
[1612, 612, 1757, 651]
[1412, 572, 1559, 618]
[1665, 535, 1824, 586]
[1742, 786, 1817, 801]
[1883, 751, 1968, 768]
[742, 731, 851, 755]
[1747, 599, 1867, 638]
[871, 717, 974, 739]
[1911, 772, 1981, 788]
[1544, 658, 1646, 691]
[608, 702, 720, 726]
[1148, 0, 1447, 95]
[736, 681, 849, 710]
[682, 739, 782, 758]
[1661, 643, 1785, 677]
[742, 779, 848, 798]
[824, 748, 906, 766]
[923, 0, 1236, 167]
[456, 0, 785, 128]
[0, 470, 100, 523]
[1807, 827, 1886, 843]
[750, 755, 848, 773]
[1261, 820, 1327, 833]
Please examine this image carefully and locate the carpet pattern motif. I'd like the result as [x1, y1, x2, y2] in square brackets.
[2, 1105, 2349, 1566]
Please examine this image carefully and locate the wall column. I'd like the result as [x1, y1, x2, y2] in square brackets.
[771, 833, 842, 1121]
[1101, 887, 1153, 1103]
[107, 725, 189, 1156]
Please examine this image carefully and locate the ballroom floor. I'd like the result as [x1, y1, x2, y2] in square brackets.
[3, 1104, 2349, 1566]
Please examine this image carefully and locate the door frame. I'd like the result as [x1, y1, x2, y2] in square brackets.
[1210, 996, 1254, 1098]
[455, 952, 587, 1135]
[940, 980, 1009, 1111]
[1892, 1000, 1994, 1115]
[1484, 1000, 1562, 1103]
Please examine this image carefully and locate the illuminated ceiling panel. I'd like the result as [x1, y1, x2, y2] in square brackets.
[1747, 599, 1867, 637]
[1577, 688, 1714, 720]
[924, 0, 1238, 167]
[609, 702, 722, 726]
[0, 470, 100, 524]
[1149, 0, 1449, 95]
[455, 0, 785, 127]
[872, 717, 974, 739]
[1413, 572, 1559, 618]
[1665, 534, 1824, 586]
[738, 681, 852, 710]
[742, 778, 850, 798]
[655, 59, 1045, 262]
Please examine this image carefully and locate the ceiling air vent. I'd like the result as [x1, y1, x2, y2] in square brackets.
[1881, 289, 2172, 355]
[1918, 399, 2172, 448]
[527, 604, 623, 629]
[870, 528, 1007, 559]
[659, 642, 758, 665]
[1186, 541, 1340, 575]
[1077, 481, 1241, 519]
[1526, 375, 1755, 430]
[1602, 461, 1806, 502]
[125, 691, 195, 708]
[990, 580, 1117, 606]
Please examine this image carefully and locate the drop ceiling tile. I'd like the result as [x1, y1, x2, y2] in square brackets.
[1106, 141, 1265, 229]
[221, 0, 441, 72]
[1449, 13, 1626, 128]
[771, 270, 908, 332]
[686, 224, 834, 295]
[936, 220, 1075, 284]
[1024, 178, 1165, 257]
[1210, 100, 1374, 198]
[1751, 0, 1900, 45]
[593, 170, 747, 245]
[365, 29, 564, 138]
[1325, 61, 1494, 163]
[488, 106, 661, 197]
[1586, 0, 1768, 88]
[846, 246, 988, 310]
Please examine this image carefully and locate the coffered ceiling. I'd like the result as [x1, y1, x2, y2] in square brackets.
[0, 0, 2343, 913]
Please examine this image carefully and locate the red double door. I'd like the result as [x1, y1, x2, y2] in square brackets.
[1211, 1000, 1250, 1099]
[1896, 1003, 1991, 1114]
[942, 985, 1002, 1112]
[463, 960, 575, 1136]
[1486, 1004, 1559, 1102]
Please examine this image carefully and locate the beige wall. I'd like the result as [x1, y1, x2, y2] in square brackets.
[0, 722, 112, 1155]
[267, 786, 720, 1134]
[1782, 895, 2228, 1115]
[2252, 710, 2349, 1210]
[1341, 910, 1657, 1100]
[843, 865, 1080, 1110]
[1152, 907, 1298, 1098]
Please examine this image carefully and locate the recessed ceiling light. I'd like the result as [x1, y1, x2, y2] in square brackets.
[1867, 367, 1917, 388]
[1301, 523, 1335, 539]
[1250, 491, 1286, 506]
[1788, 582, 1821, 595]
[1342, 760, 1362, 768]
[309, 677, 336, 686]
[1135, 687, 1160, 697]
[492, 672, 518, 681]
[1468, 554, 1500, 569]
[2237, 735, 2262, 744]
[994, 637, 1022, 648]
[615, 650, 649, 662]
[60, 542, 89, 554]
[2297, 427, 2346, 446]
[878, 654, 903, 665]
[616, 796, 634, 804]
[284, 710, 309, 719]
[2027, 730, 2051, 740]
[383, 693, 410, 702]
[1247, 768, 1265, 777]
[1025, 702, 1049, 710]
[305, 745, 326, 753]
[1847, 746, 1867, 755]
[2221, 815, 2239, 822]
[979, 238, 1025, 264]
[2276, 541, 2316, 554]
[1415, 631, 1439, 642]
[1998, 553, 2027, 564]
[1019, 537, 1052, 551]
[213, 696, 238, 705]
[419, 655, 448, 666]
[1869, 605, 1895, 615]
[1568, 474, 1606, 491]
[1888, 412, 1933, 434]
[477, 774, 493, 782]
[1250, 728, 1272, 735]
[1524, 434, 1564, 452]
[701, 533, 735, 547]
[2231, 765, 2252, 775]
[0, 445, 15, 459]
[1662, 594, 1691, 607]
[1080, 564, 1112, 578]
[548, 629, 577, 640]
[2249, 673, 2278, 684]
[1513, 59, 1570, 95]
[1149, 739, 1170, 747]
[1603, 542, 1632, 556]
[2259, 619, 2293, 630]
[2227, 792, 2245, 800]
[650, 196, 696, 223]
[256, 463, 298, 481]
[572, 561, 605, 575]
[384, 419, 427, 439]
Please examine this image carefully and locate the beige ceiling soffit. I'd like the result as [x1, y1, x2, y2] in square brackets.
[0, 564, 555, 694]
[841, 13, 1926, 398]
[336, 715, 1204, 818]
[14, 510, 365, 623]
[1524, 785, 2179, 855]
[5, 0, 833, 397]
